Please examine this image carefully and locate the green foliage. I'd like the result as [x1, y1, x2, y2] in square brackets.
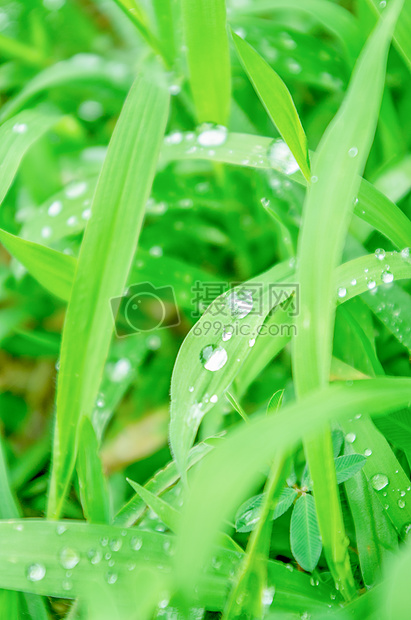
[1, 0, 411, 618]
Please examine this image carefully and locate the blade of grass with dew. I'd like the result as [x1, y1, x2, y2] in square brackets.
[0, 228, 76, 301]
[182, 0, 230, 124]
[127, 478, 180, 532]
[292, 0, 403, 598]
[160, 132, 411, 249]
[0, 519, 334, 615]
[367, 0, 411, 70]
[232, 32, 310, 181]
[362, 283, 411, 352]
[0, 110, 61, 204]
[77, 417, 110, 525]
[0, 55, 131, 123]
[169, 260, 294, 476]
[173, 377, 411, 597]
[47, 76, 169, 519]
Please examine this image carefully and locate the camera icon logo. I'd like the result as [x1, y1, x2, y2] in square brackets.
[110, 282, 180, 337]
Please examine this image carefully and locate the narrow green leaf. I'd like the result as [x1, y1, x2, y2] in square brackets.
[0, 110, 60, 204]
[290, 494, 322, 572]
[334, 454, 366, 484]
[367, 0, 411, 70]
[182, 0, 231, 124]
[0, 228, 75, 301]
[77, 418, 110, 525]
[47, 76, 169, 519]
[232, 32, 310, 180]
[292, 0, 403, 598]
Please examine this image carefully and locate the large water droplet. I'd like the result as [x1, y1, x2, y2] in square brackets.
[197, 124, 227, 147]
[337, 287, 347, 298]
[59, 547, 80, 570]
[371, 473, 389, 490]
[227, 289, 253, 319]
[48, 200, 63, 217]
[382, 271, 394, 284]
[345, 432, 356, 444]
[130, 536, 143, 551]
[27, 563, 46, 582]
[375, 248, 386, 261]
[200, 345, 228, 372]
[267, 140, 299, 175]
[348, 147, 358, 158]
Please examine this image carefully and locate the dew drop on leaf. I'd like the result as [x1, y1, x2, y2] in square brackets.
[59, 547, 80, 570]
[371, 474, 389, 490]
[200, 345, 228, 372]
[26, 563, 46, 582]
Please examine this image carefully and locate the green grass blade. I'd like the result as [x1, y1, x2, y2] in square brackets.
[367, 0, 411, 70]
[77, 418, 110, 525]
[0, 110, 60, 204]
[182, 0, 231, 124]
[174, 377, 411, 596]
[0, 228, 75, 301]
[47, 76, 169, 519]
[291, 0, 403, 597]
[232, 32, 310, 180]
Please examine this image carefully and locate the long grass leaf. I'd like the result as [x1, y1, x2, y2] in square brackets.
[182, 0, 230, 124]
[47, 76, 169, 519]
[232, 32, 310, 180]
[0, 110, 60, 204]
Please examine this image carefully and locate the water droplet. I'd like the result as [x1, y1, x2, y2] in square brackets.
[380, 0, 386, 7]
[67, 215, 78, 227]
[222, 328, 233, 342]
[165, 131, 183, 145]
[398, 499, 406, 509]
[56, 524, 67, 535]
[311, 175, 318, 183]
[227, 289, 253, 319]
[375, 248, 386, 261]
[267, 140, 299, 175]
[107, 358, 131, 382]
[287, 59, 302, 74]
[351, 278, 357, 286]
[66, 181, 87, 199]
[367, 280, 376, 290]
[82, 208, 92, 220]
[149, 245, 163, 257]
[106, 571, 118, 585]
[337, 287, 347, 298]
[59, 547, 80, 570]
[249, 338, 256, 347]
[197, 124, 227, 147]
[130, 536, 143, 551]
[261, 197, 270, 208]
[62, 579, 72, 591]
[78, 100, 104, 122]
[200, 345, 228, 372]
[371, 473, 389, 490]
[109, 538, 122, 552]
[348, 147, 358, 158]
[345, 432, 356, 444]
[364, 448, 372, 457]
[261, 585, 275, 608]
[188, 386, 194, 393]
[13, 123, 28, 134]
[27, 563, 46, 582]
[87, 548, 102, 564]
[210, 394, 218, 403]
[96, 395, 105, 408]
[382, 271, 394, 284]
[41, 226, 52, 239]
[169, 84, 181, 95]
[401, 247, 410, 259]
[48, 200, 63, 216]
